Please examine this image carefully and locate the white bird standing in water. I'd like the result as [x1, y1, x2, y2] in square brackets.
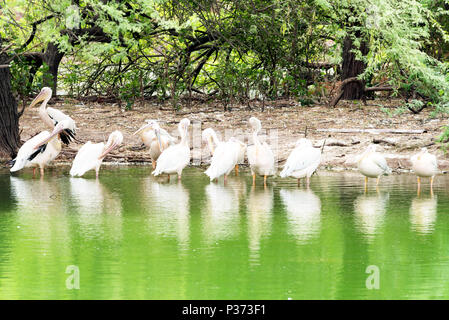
[10, 119, 74, 176]
[70, 130, 123, 178]
[357, 144, 392, 190]
[133, 120, 175, 169]
[247, 117, 275, 186]
[202, 128, 245, 183]
[152, 118, 191, 181]
[411, 147, 439, 191]
[280, 138, 321, 187]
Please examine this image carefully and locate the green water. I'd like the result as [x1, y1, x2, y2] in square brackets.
[0, 166, 449, 300]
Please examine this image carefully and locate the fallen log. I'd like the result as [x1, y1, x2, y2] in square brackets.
[329, 77, 394, 107]
[317, 128, 426, 135]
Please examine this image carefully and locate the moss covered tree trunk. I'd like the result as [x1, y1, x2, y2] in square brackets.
[0, 39, 20, 159]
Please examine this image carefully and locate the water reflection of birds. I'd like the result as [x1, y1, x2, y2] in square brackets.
[10, 176, 63, 212]
[9, 176, 68, 244]
[144, 178, 190, 248]
[247, 186, 273, 262]
[410, 195, 437, 235]
[280, 188, 321, 243]
[354, 192, 389, 239]
[69, 177, 123, 240]
[69, 178, 122, 215]
[202, 183, 241, 242]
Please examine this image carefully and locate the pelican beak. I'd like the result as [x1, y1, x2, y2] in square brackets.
[155, 128, 162, 150]
[133, 123, 151, 136]
[34, 125, 63, 149]
[98, 141, 118, 159]
[30, 90, 47, 107]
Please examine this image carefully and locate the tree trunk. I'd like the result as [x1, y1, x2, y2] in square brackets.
[341, 35, 369, 100]
[0, 39, 20, 159]
[42, 42, 65, 94]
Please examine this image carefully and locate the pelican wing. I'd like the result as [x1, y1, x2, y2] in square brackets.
[70, 141, 104, 177]
[281, 146, 321, 177]
[10, 131, 50, 172]
[371, 153, 391, 175]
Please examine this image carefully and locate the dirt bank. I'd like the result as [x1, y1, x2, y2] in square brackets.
[3, 97, 449, 172]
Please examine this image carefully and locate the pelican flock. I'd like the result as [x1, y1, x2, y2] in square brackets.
[7, 87, 441, 195]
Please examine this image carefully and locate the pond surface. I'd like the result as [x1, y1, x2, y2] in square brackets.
[0, 166, 449, 300]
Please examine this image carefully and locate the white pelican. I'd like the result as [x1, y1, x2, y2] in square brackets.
[357, 144, 392, 189]
[10, 119, 74, 176]
[202, 128, 246, 176]
[133, 120, 175, 169]
[247, 117, 275, 186]
[152, 118, 191, 181]
[411, 147, 439, 191]
[202, 127, 220, 156]
[70, 130, 123, 178]
[280, 138, 321, 187]
[30, 87, 77, 145]
[202, 128, 244, 183]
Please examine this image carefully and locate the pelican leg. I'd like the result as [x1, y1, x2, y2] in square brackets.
[364, 177, 368, 193]
[224, 174, 227, 185]
[152, 161, 156, 170]
[32, 168, 36, 178]
[376, 177, 380, 186]
[167, 174, 170, 182]
[263, 175, 267, 187]
[252, 173, 256, 186]
[297, 178, 301, 187]
[96, 168, 99, 179]
[306, 177, 310, 188]
[235, 164, 239, 176]
[178, 174, 182, 181]
[40, 167, 44, 177]
[430, 176, 435, 189]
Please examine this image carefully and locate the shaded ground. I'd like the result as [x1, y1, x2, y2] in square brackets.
[4, 97, 449, 172]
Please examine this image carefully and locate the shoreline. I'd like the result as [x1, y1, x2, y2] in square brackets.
[2, 97, 449, 172]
